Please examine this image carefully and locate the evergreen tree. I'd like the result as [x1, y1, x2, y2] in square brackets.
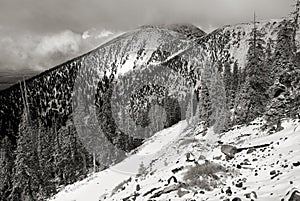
[38, 124, 57, 197]
[291, 0, 300, 53]
[235, 13, 270, 124]
[198, 81, 212, 129]
[186, 101, 192, 126]
[10, 111, 41, 201]
[271, 20, 295, 78]
[0, 136, 14, 201]
[265, 13, 300, 127]
[223, 61, 232, 105]
[264, 81, 287, 131]
[232, 61, 239, 92]
[265, 38, 274, 84]
[231, 61, 240, 108]
[209, 70, 228, 133]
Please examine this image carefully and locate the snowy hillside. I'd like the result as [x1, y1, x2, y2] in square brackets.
[1, 15, 300, 200]
[200, 19, 300, 69]
[49, 118, 300, 201]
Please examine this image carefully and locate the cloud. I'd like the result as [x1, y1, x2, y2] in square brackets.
[0, 28, 118, 71]
[31, 30, 83, 70]
[34, 30, 82, 57]
[0, 0, 295, 72]
[0, 0, 294, 33]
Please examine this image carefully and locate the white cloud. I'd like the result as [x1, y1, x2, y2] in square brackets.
[0, 28, 118, 71]
[34, 30, 82, 57]
[96, 30, 113, 39]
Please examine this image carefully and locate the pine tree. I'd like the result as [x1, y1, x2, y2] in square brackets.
[209, 70, 228, 133]
[264, 81, 287, 131]
[200, 61, 230, 132]
[0, 136, 14, 200]
[291, 0, 300, 53]
[38, 124, 57, 197]
[271, 20, 295, 78]
[223, 61, 232, 105]
[231, 61, 240, 108]
[198, 81, 212, 129]
[265, 38, 274, 84]
[186, 101, 192, 126]
[235, 13, 269, 124]
[10, 111, 41, 201]
[265, 8, 300, 127]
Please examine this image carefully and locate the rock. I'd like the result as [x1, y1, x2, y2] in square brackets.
[247, 148, 255, 154]
[213, 155, 222, 160]
[136, 184, 140, 191]
[270, 170, 276, 175]
[221, 145, 238, 158]
[177, 188, 189, 198]
[165, 176, 177, 186]
[283, 164, 289, 168]
[243, 159, 251, 165]
[226, 187, 232, 196]
[143, 187, 159, 197]
[232, 197, 242, 201]
[245, 191, 257, 200]
[199, 155, 207, 160]
[150, 184, 182, 199]
[236, 182, 243, 188]
[293, 162, 300, 167]
[271, 173, 280, 180]
[289, 191, 300, 201]
[186, 152, 195, 162]
[172, 166, 184, 174]
[212, 174, 219, 180]
[283, 188, 300, 201]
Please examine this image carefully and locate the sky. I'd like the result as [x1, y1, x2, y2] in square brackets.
[0, 0, 296, 72]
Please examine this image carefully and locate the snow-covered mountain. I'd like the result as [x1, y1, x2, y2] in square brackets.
[49, 118, 300, 201]
[0, 18, 300, 201]
[198, 19, 300, 69]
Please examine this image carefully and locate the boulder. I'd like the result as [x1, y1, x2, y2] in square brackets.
[221, 145, 238, 158]
[283, 188, 300, 201]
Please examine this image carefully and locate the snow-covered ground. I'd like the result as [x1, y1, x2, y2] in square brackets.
[49, 121, 188, 201]
[50, 118, 300, 201]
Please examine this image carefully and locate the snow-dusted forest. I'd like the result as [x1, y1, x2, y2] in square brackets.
[0, 1, 300, 201]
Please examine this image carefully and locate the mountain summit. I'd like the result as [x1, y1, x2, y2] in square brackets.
[0, 15, 299, 200]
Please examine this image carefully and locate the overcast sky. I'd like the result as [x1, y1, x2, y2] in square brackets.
[0, 0, 296, 71]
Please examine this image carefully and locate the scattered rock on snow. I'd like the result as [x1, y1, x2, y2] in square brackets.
[293, 161, 300, 167]
[172, 166, 184, 174]
[245, 191, 257, 199]
[226, 187, 232, 196]
[236, 182, 243, 188]
[283, 188, 300, 201]
[221, 145, 238, 159]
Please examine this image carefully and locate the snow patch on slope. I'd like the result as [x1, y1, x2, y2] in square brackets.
[50, 117, 300, 201]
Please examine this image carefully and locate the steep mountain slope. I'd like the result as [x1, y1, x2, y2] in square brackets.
[0, 24, 206, 200]
[0, 25, 195, 151]
[49, 118, 300, 201]
[49, 121, 188, 201]
[198, 19, 300, 69]
[1, 18, 300, 200]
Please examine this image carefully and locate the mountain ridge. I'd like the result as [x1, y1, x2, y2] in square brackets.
[0, 17, 299, 200]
